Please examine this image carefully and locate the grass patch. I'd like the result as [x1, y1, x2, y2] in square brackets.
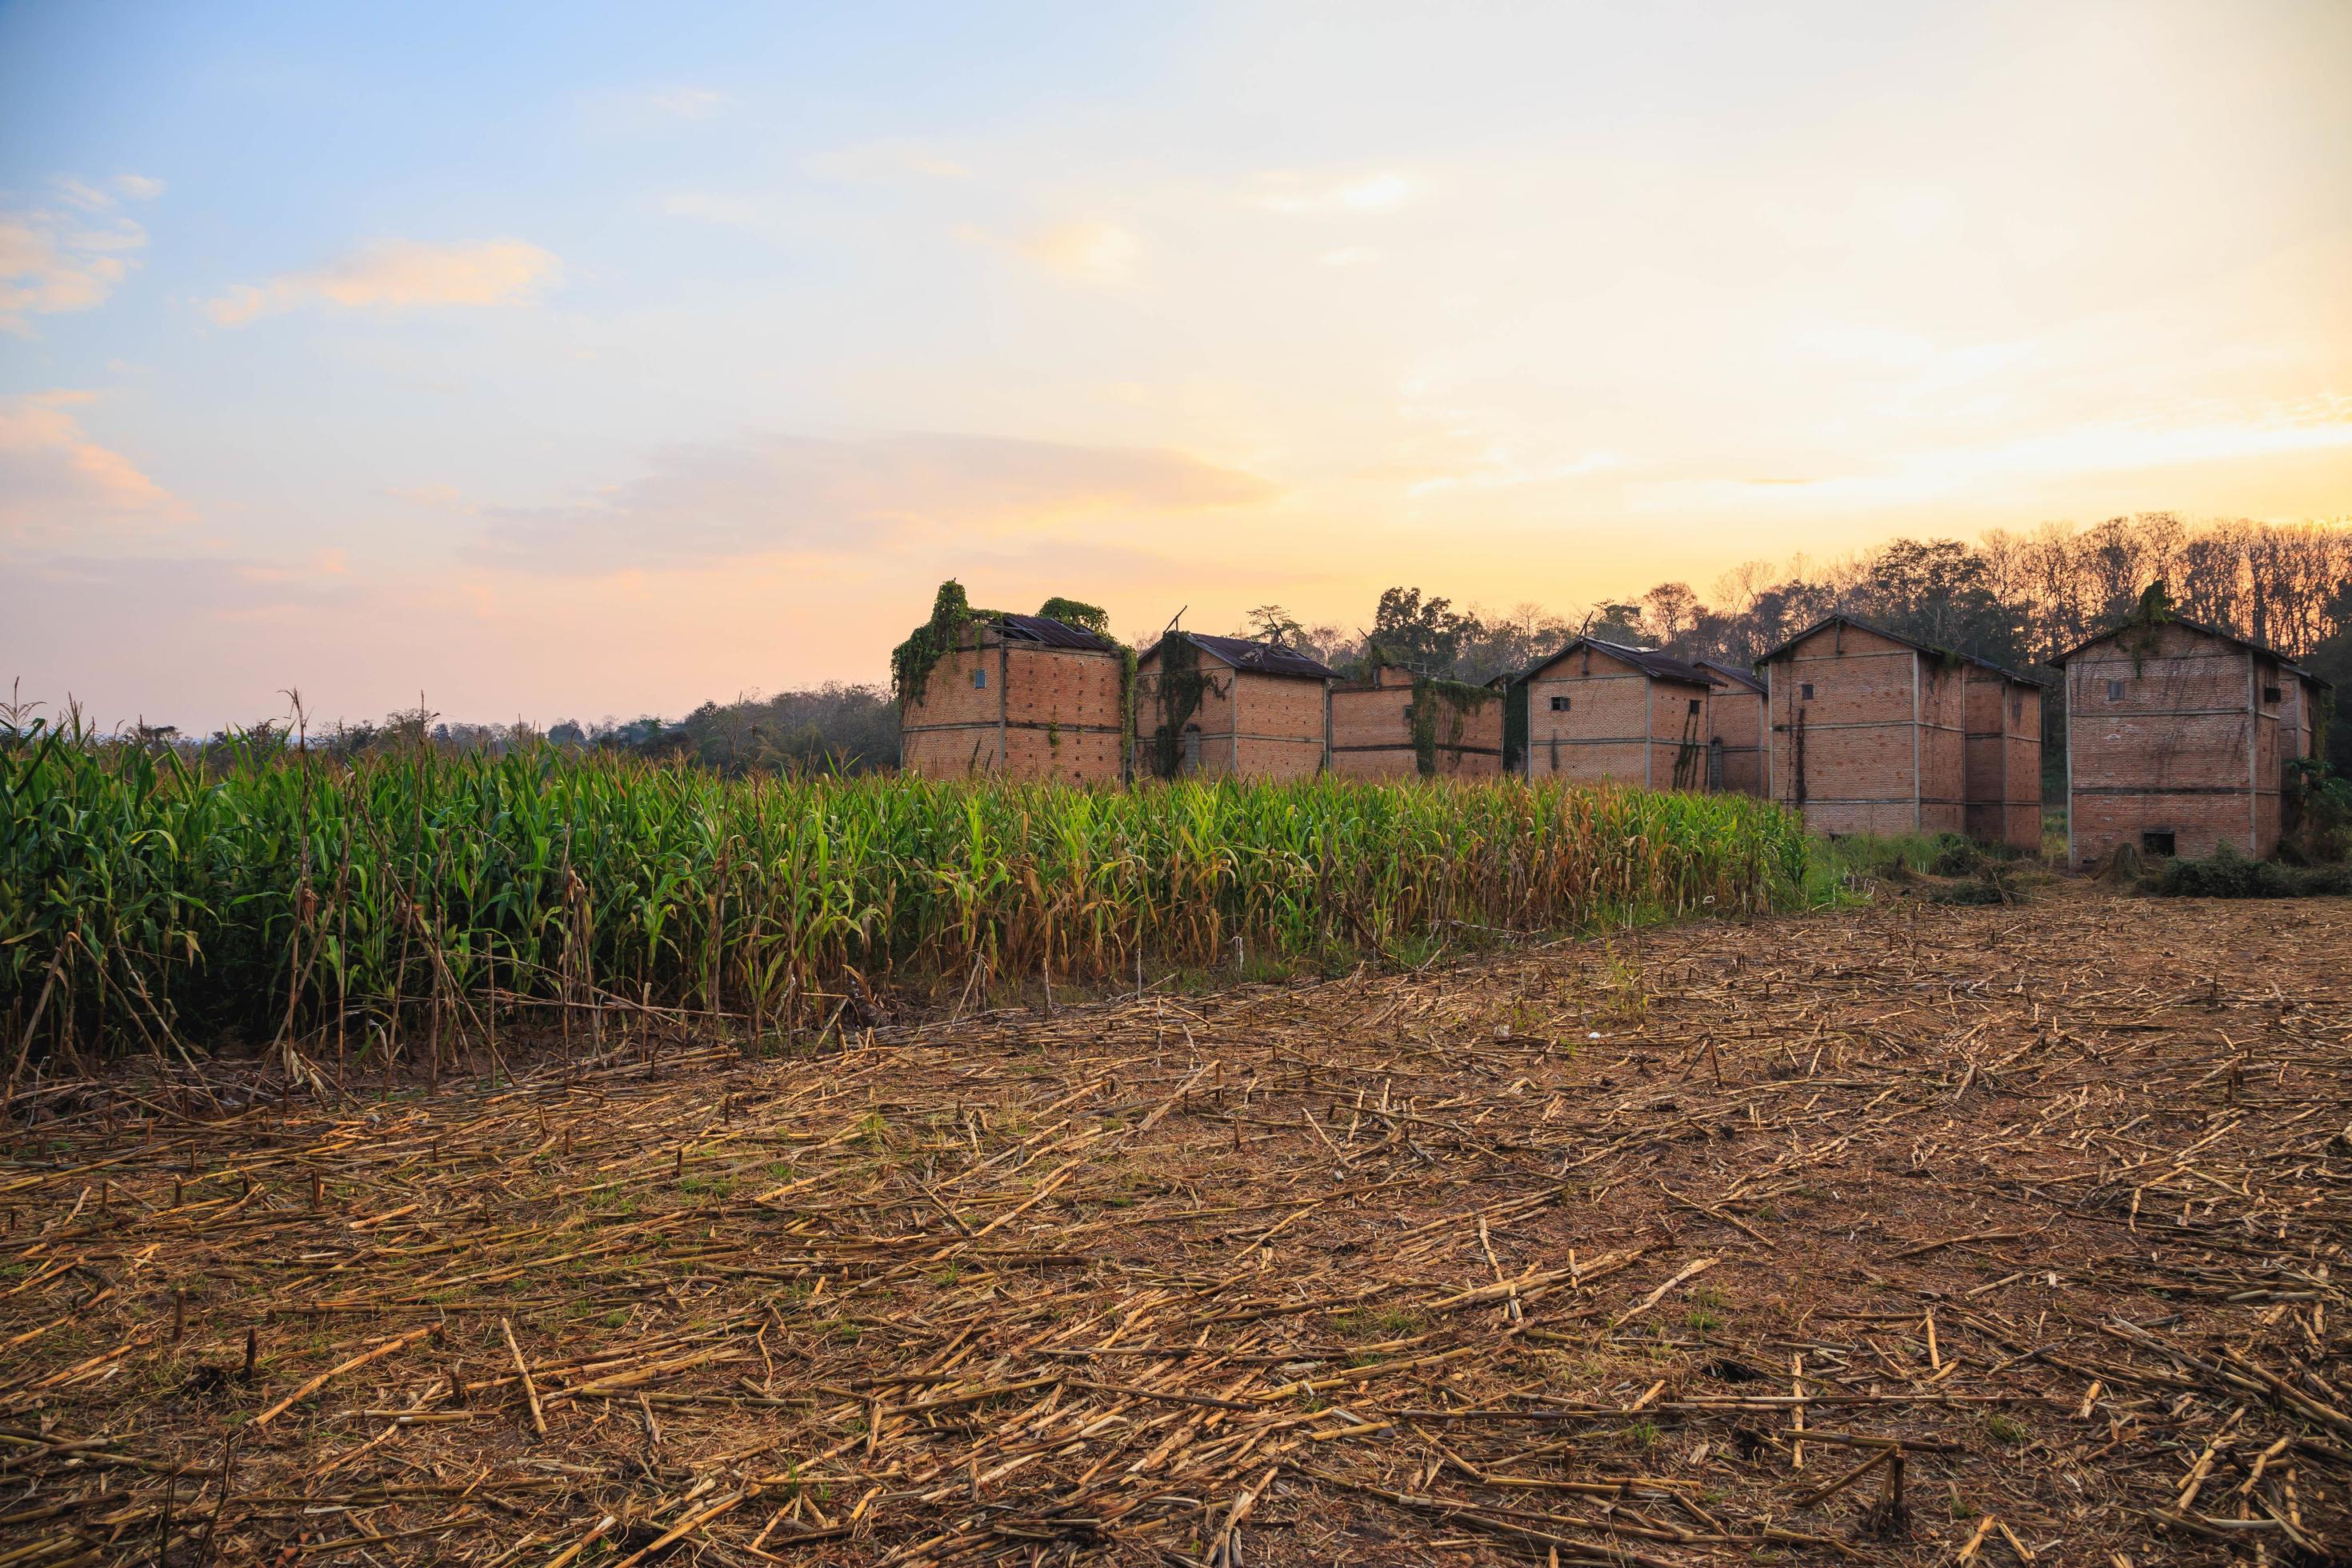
[2146, 844, 2351, 898]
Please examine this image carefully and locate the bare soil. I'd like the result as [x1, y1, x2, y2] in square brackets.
[4, 886, 2349, 1566]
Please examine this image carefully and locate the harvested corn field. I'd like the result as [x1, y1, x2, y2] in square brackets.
[3, 887, 2349, 1566]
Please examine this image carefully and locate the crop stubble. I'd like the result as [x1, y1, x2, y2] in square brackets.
[2, 886, 2347, 1565]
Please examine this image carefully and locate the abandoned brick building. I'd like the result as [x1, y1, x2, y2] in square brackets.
[1326, 666, 1505, 779]
[1965, 662, 2046, 852]
[895, 606, 1127, 784]
[1132, 633, 1336, 780]
[2053, 614, 2331, 867]
[1517, 638, 1718, 789]
[1760, 615, 2041, 842]
[1695, 659, 1766, 796]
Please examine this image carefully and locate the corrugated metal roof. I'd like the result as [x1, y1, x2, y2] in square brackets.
[2050, 613, 2331, 687]
[1519, 636, 1718, 688]
[1143, 631, 1337, 680]
[1754, 614, 2038, 684]
[995, 613, 1118, 652]
[1696, 658, 1766, 695]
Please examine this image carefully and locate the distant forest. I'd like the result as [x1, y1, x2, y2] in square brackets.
[79, 512, 2350, 777]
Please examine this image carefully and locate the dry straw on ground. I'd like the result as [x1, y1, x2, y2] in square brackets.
[2, 886, 2347, 1565]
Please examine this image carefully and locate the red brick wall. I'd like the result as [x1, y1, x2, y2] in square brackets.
[1131, 654, 1326, 778]
[901, 630, 1122, 782]
[1709, 689, 1764, 795]
[1962, 668, 2041, 850]
[1768, 625, 1930, 831]
[1525, 647, 1665, 786]
[1327, 674, 1501, 778]
[2065, 622, 2262, 866]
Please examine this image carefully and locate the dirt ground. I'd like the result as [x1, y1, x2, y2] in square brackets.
[4, 885, 2349, 1566]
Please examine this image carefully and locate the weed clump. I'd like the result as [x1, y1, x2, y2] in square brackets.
[2147, 843, 2350, 899]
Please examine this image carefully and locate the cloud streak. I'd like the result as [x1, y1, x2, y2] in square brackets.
[204, 238, 561, 326]
[0, 173, 162, 333]
[0, 390, 189, 542]
[474, 431, 1275, 574]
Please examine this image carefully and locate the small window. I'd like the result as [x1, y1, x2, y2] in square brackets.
[2010, 695, 2022, 722]
[1687, 698, 1701, 715]
[1798, 682, 1814, 701]
[2142, 830, 2177, 858]
[972, 666, 987, 690]
[1550, 695, 1570, 712]
[2262, 685, 2282, 705]
[2107, 679, 2126, 702]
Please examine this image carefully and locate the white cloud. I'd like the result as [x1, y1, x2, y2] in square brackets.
[1254, 170, 1418, 216]
[0, 175, 159, 331]
[1630, 400, 2352, 514]
[0, 390, 189, 542]
[1320, 246, 1378, 268]
[1013, 221, 1143, 286]
[474, 430, 1275, 574]
[203, 238, 562, 326]
[113, 174, 166, 201]
[802, 140, 972, 183]
[662, 191, 766, 229]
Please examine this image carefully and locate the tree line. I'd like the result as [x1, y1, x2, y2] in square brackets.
[23, 513, 2345, 778]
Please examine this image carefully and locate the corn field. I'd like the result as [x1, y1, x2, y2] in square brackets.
[2, 728, 1809, 1072]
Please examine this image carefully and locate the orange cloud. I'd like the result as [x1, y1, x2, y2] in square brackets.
[204, 238, 561, 326]
[0, 390, 188, 540]
[475, 430, 1275, 573]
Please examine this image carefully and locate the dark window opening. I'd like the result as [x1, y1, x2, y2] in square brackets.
[2262, 685, 2282, 704]
[972, 666, 987, 690]
[1550, 695, 1570, 712]
[2142, 830, 2177, 858]
[1686, 698, 1701, 714]
[2010, 696, 2022, 722]
[2107, 679, 2126, 701]
[1799, 682, 1814, 700]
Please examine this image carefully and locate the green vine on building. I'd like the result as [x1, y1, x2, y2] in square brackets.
[1406, 675, 1494, 777]
[2120, 580, 2175, 675]
[1148, 634, 1219, 778]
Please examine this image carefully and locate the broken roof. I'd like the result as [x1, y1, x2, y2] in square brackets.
[993, 613, 1119, 653]
[2049, 613, 2331, 687]
[1518, 636, 1718, 688]
[1754, 614, 2038, 684]
[1142, 631, 1338, 680]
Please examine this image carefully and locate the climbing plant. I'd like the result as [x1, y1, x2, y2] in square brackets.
[1036, 597, 1112, 638]
[890, 581, 1005, 706]
[1149, 634, 1222, 778]
[893, 584, 1134, 723]
[1407, 676, 1494, 777]
[2120, 580, 2175, 674]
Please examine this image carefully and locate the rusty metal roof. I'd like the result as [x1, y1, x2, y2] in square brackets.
[1518, 637, 1718, 688]
[994, 613, 1118, 653]
[1696, 658, 1766, 695]
[1143, 631, 1336, 680]
[2049, 614, 2331, 687]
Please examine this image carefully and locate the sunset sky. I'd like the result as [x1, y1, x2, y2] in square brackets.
[4, 1, 2349, 731]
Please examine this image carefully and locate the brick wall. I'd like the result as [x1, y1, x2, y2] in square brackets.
[2065, 623, 2262, 866]
[1131, 653, 1326, 778]
[901, 630, 1123, 782]
[1768, 625, 1929, 831]
[1709, 689, 1764, 795]
[1962, 666, 2042, 850]
[1330, 670, 1502, 778]
[1526, 647, 1682, 786]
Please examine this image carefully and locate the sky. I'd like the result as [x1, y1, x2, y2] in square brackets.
[3, 0, 2350, 732]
